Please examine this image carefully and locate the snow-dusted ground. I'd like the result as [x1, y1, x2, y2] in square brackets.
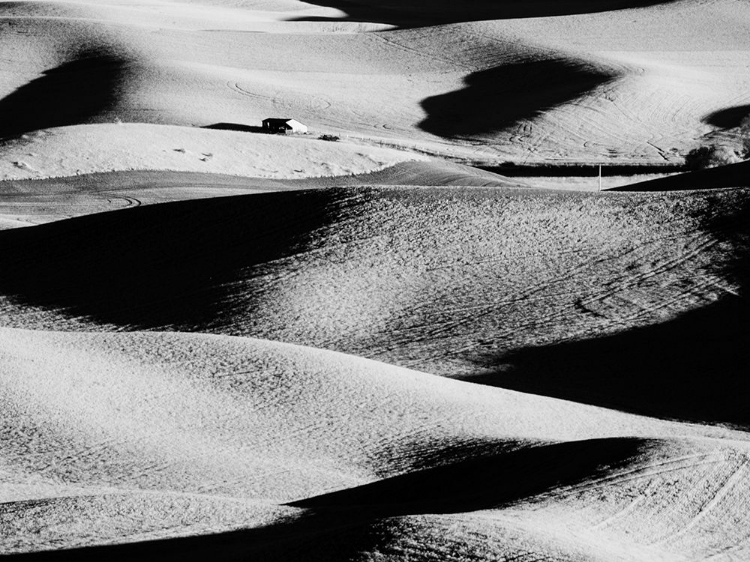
[0, 124, 429, 181]
[2, 0, 749, 169]
[1, 0, 750, 560]
[2, 327, 749, 560]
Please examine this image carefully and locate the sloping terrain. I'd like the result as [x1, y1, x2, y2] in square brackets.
[0, 327, 748, 560]
[2, 0, 750, 559]
[611, 159, 750, 191]
[0, 124, 429, 181]
[1, 185, 749, 427]
[0, 161, 519, 229]
[3, 0, 749, 167]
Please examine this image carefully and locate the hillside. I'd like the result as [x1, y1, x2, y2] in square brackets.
[2, 0, 750, 560]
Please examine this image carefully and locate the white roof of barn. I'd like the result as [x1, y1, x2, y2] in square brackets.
[284, 119, 307, 129]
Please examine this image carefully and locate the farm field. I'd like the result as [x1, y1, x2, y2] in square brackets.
[1, 1, 750, 561]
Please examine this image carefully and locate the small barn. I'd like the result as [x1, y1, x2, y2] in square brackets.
[262, 118, 308, 134]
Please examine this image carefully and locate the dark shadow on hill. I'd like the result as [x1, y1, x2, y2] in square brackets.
[0, 49, 129, 140]
[291, 0, 676, 27]
[0, 190, 355, 330]
[290, 438, 651, 515]
[5, 438, 652, 562]
[704, 104, 750, 129]
[3, 510, 371, 562]
[468, 299, 750, 428]
[419, 59, 615, 139]
[464, 191, 750, 429]
[610, 159, 750, 191]
[203, 123, 265, 134]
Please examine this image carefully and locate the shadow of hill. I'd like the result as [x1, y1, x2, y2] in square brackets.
[704, 104, 750, 129]
[419, 59, 615, 139]
[610, 159, 750, 191]
[4, 438, 652, 562]
[290, 438, 650, 515]
[466, 190, 750, 429]
[0, 190, 342, 330]
[470, 298, 750, 428]
[203, 123, 266, 134]
[2, 510, 366, 562]
[0, 50, 129, 140]
[292, 0, 675, 27]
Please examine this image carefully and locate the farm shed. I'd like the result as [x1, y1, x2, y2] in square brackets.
[262, 118, 308, 134]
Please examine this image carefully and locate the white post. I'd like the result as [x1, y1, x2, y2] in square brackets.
[598, 165, 602, 192]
